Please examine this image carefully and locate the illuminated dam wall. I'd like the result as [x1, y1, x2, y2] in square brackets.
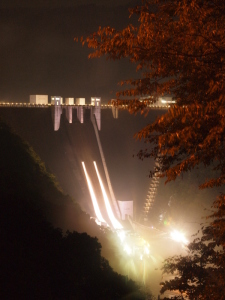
[0, 106, 165, 221]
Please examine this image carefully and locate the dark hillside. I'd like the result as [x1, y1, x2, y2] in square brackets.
[0, 120, 147, 299]
[0, 119, 99, 234]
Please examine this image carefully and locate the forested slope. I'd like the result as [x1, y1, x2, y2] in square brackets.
[0, 120, 146, 299]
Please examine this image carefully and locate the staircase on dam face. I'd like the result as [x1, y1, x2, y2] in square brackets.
[142, 160, 161, 223]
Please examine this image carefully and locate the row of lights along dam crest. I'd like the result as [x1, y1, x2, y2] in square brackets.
[0, 94, 175, 132]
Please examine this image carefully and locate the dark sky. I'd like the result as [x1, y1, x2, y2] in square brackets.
[0, 0, 133, 8]
[0, 0, 139, 103]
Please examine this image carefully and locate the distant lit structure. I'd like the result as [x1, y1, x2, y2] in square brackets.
[65, 98, 74, 123]
[29, 95, 48, 104]
[66, 106, 73, 123]
[75, 98, 85, 123]
[65, 97, 74, 105]
[111, 100, 119, 119]
[91, 97, 100, 107]
[118, 200, 133, 220]
[139, 95, 176, 107]
[91, 97, 101, 130]
[51, 96, 63, 105]
[158, 96, 176, 105]
[75, 98, 85, 105]
[51, 106, 62, 131]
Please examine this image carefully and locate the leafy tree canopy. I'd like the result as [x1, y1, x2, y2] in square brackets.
[80, 0, 225, 189]
[79, 1, 225, 298]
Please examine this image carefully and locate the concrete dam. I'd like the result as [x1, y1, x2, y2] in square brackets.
[0, 105, 165, 224]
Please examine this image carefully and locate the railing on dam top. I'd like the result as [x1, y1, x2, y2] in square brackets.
[0, 102, 170, 109]
[0, 101, 170, 131]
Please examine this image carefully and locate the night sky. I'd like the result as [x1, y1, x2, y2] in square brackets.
[0, 0, 139, 103]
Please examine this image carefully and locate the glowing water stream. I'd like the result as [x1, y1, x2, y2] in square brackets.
[93, 161, 123, 230]
[82, 161, 106, 224]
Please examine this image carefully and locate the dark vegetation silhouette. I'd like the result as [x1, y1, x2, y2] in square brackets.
[0, 120, 146, 299]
